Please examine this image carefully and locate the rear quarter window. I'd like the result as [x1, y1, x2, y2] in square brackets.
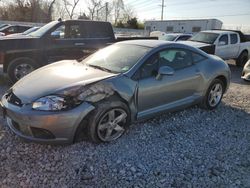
[230, 34, 238, 44]
[83, 22, 113, 38]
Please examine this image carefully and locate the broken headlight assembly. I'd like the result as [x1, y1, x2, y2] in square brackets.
[32, 95, 81, 111]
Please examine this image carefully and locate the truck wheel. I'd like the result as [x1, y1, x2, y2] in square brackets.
[87, 99, 130, 143]
[236, 51, 248, 67]
[7, 57, 39, 83]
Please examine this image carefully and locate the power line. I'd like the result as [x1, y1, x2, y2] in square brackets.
[169, 13, 250, 19]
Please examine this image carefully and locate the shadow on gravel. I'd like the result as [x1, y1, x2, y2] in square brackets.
[228, 64, 250, 86]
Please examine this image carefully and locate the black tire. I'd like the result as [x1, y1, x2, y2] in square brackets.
[236, 51, 248, 67]
[7, 57, 39, 83]
[86, 99, 130, 143]
[200, 79, 225, 110]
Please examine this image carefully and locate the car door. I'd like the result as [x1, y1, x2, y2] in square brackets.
[215, 34, 230, 59]
[137, 48, 202, 119]
[46, 22, 86, 63]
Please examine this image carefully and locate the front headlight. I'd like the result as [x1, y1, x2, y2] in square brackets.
[32, 95, 66, 111]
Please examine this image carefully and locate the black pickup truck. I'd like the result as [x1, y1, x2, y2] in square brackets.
[0, 19, 154, 83]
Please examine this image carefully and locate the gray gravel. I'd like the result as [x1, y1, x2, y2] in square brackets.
[0, 63, 249, 187]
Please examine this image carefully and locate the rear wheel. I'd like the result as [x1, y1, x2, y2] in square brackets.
[200, 79, 225, 110]
[7, 57, 39, 83]
[236, 51, 248, 67]
[87, 99, 130, 143]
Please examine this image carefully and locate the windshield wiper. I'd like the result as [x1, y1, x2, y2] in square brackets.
[86, 64, 118, 73]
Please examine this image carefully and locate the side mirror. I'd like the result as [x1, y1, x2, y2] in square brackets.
[156, 66, 174, 80]
[218, 41, 226, 46]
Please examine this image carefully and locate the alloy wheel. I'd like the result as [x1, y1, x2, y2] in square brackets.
[14, 63, 34, 80]
[97, 108, 127, 142]
[208, 83, 223, 107]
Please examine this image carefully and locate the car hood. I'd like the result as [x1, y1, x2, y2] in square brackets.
[0, 34, 37, 40]
[178, 40, 212, 48]
[12, 60, 117, 103]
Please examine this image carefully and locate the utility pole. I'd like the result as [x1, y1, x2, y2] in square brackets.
[105, 2, 108, 21]
[161, 0, 165, 20]
[97, 2, 109, 21]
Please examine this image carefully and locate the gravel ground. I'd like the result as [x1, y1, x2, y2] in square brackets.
[0, 63, 249, 187]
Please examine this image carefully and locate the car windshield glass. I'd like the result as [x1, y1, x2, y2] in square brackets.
[28, 21, 59, 37]
[0, 24, 8, 30]
[189, 32, 219, 44]
[23, 27, 38, 35]
[83, 44, 150, 73]
[164, 35, 178, 41]
[0, 25, 10, 31]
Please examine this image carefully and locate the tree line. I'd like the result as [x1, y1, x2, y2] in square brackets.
[0, 0, 144, 29]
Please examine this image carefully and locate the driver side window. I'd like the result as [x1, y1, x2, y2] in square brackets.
[140, 54, 159, 79]
[51, 25, 65, 39]
[138, 48, 193, 80]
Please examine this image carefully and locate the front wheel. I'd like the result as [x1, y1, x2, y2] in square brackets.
[7, 57, 39, 83]
[236, 51, 248, 67]
[200, 79, 224, 110]
[87, 99, 130, 143]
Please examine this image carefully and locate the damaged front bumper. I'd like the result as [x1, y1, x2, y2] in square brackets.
[1, 95, 95, 144]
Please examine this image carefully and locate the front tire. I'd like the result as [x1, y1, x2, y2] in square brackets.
[236, 51, 248, 67]
[7, 57, 39, 83]
[87, 99, 130, 143]
[200, 79, 225, 110]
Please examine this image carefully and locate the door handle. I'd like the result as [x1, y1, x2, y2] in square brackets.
[75, 43, 85, 46]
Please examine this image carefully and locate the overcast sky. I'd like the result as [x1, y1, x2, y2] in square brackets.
[122, 0, 250, 26]
[76, 0, 250, 27]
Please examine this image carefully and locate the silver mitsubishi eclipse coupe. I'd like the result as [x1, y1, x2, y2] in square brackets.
[1, 40, 231, 144]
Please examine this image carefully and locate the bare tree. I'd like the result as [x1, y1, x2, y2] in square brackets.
[44, 0, 57, 22]
[63, 0, 80, 19]
[87, 0, 102, 20]
[113, 0, 124, 25]
[122, 4, 135, 23]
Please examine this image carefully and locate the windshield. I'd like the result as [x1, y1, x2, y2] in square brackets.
[83, 44, 150, 73]
[23, 27, 39, 35]
[189, 32, 219, 44]
[0, 24, 8, 30]
[0, 25, 10, 32]
[164, 35, 178, 41]
[29, 21, 59, 37]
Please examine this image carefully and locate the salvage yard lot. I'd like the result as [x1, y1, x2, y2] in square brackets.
[0, 62, 249, 187]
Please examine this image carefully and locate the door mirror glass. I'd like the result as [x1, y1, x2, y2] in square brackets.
[156, 66, 174, 80]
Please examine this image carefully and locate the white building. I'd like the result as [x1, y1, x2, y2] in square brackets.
[144, 19, 223, 36]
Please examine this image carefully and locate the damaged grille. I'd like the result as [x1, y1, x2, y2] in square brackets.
[5, 91, 23, 107]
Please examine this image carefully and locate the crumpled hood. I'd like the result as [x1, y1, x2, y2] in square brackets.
[178, 40, 212, 48]
[12, 60, 117, 103]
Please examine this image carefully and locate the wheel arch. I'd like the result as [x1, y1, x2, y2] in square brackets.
[3, 52, 44, 73]
[215, 75, 228, 92]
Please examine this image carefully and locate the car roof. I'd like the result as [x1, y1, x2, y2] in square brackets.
[117, 40, 210, 58]
[166, 33, 192, 36]
[118, 40, 175, 48]
[201, 30, 236, 34]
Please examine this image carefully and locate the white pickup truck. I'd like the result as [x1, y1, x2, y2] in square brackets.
[180, 30, 250, 66]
